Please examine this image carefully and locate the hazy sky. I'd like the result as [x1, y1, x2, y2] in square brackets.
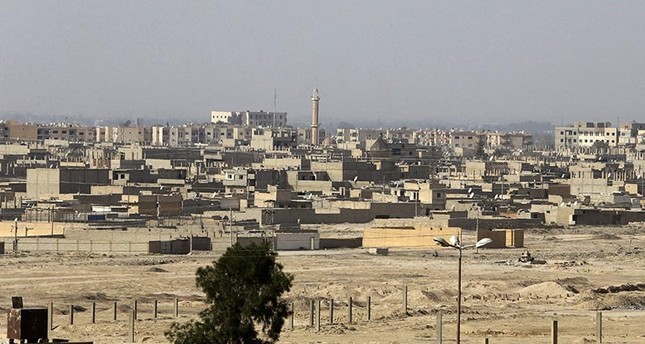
[2, 1, 645, 126]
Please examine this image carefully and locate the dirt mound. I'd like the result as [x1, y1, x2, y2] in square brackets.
[592, 283, 645, 294]
[577, 291, 645, 310]
[120, 258, 178, 266]
[518, 281, 571, 298]
[61, 305, 87, 314]
[555, 277, 591, 294]
[147, 266, 169, 273]
[82, 292, 112, 301]
[408, 288, 453, 304]
[592, 233, 621, 240]
[556, 276, 590, 286]
[554, 260, 588, 267]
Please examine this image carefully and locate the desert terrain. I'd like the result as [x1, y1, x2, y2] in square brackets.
[0, 224, 643, 344]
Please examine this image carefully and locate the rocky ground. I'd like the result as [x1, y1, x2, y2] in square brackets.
[0, 224, 643, 343]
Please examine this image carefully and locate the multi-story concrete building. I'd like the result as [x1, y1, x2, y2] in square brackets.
[211, 111, 287, 128]
[386, 128, 417, 144]
[335, 128, 384, 145]
[485, 132, 533, 151]
[1, 120, 38, 141]
[95, 126, 147, 145]
[450, 131, 483, 157]
[151, 123, 252, 147]
[250, 128, 298, 151]
[296, 128, 327, 145]
[37, 124, 95, 142]
[26, 167, 110, 198]
[618, 122, 645, 146]
[555, 122, 618, 150]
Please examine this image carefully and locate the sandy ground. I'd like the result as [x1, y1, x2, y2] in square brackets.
[0, 224, 643, 344]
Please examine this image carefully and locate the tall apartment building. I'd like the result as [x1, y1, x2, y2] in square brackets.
[1, 120, 38, 141]
[210, 111, 287, 128]
[250, 128, 298, 151]
[554, 122, 618, 150]
[95, 126, 148, 144]
[37, 124, 95, 142]
[485, 132, 533, 151]
[618, 122, 645, 146]
[296, 127, 327, 145]
[386, 128, 417, 144]
[450, 131, 483, 157]
[151, 123, 252, 147]
[335, 128, 385, 144]
[1, 121, 95, 142]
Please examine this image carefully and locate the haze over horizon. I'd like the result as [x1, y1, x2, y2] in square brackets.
[2, 1, 645, 126]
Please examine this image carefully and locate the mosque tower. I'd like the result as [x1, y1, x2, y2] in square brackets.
[310, 86, 320, 145]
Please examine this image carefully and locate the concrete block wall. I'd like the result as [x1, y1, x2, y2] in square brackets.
[363, 226, 461, 248]
[2, 238, 150, 254]
[476, 229, 524, 248]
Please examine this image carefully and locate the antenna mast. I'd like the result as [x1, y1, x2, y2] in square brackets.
[273, 88, 277, 128]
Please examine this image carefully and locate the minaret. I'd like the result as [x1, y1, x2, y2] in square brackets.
[311, 86, 320, 145]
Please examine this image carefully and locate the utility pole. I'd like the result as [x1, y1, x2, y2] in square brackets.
[456, 247, 462, 344]
[475, 214, 480, 254]
[13, 218, 18, 255]
[229, 207, 233, 245]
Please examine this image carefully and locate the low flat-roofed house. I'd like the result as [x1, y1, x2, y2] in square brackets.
[254, 185, 294, 208]
[123, 194, 183, 217]
[27, 168, 110, 199]
[476, 229, 524, 248]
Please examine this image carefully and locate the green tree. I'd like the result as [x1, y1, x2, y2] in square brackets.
[166, 243, 293, 344]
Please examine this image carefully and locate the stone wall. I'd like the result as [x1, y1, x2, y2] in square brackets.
[363, 226, 461, 248]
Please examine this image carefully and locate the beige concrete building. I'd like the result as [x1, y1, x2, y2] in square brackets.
[450, 131, 482, 157]
[250, 128, 297, 151]
[211, 111, 287, 128]
[95, 126, 146, 144]
[555, 122, 618, 150]
[1, 121, 38, 141]
[26, 168, 110, 199]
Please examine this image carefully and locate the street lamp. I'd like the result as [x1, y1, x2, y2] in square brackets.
[13, 218, 19, 255]
[434, 235, 492, 344]
[415, 180, 420, 218]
